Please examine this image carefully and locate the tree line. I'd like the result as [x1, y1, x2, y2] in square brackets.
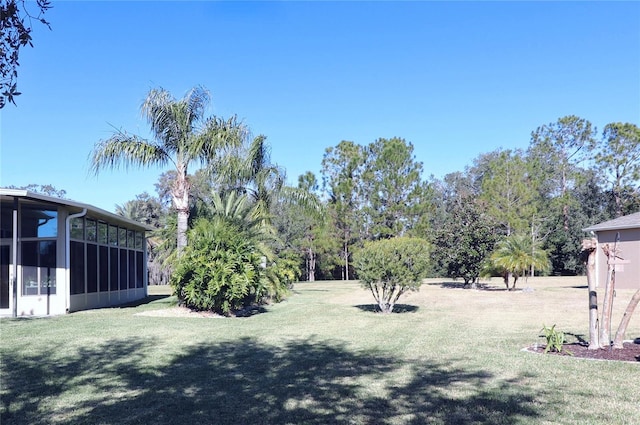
[271, 116, 638, 284]
[86, 86, 638, 313]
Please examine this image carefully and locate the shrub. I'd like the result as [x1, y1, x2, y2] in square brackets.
[353, 237, 430, 313]
[262, 253, 301, 303]
[170, 218, 266, 315]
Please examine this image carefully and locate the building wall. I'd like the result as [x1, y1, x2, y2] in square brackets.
[3, 199, 149, 317]
[70, 288, 147, 312]
[596, 229, 640, 290]
[66, 210, 148, 313]
[13, 204, 67, 316]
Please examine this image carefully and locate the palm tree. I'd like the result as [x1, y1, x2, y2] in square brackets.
[90, 85, 246, 254]
[490, 233, 550, 290]
[224, 135, 321, 224]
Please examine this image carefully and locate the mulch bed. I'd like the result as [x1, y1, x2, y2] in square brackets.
[527, 341, 640, 362]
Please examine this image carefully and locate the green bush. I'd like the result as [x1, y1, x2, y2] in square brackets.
[171, 218, 266, 315]
[265, 253, 301, 301]
[353, 237, 430, 313]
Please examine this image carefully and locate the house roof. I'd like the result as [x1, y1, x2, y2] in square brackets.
[0, 189, 154, 231]
[583, 211, 640, 233]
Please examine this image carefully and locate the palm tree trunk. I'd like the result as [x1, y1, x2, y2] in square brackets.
[176, 208, 189, 254]
[173, 165, 190, 255]
[308, 247, 316, 282]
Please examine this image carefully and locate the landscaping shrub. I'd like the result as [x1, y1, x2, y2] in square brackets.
[171, 218, 267, 315]
[264, 253, 301, 302]
[353, 237, 430, 313]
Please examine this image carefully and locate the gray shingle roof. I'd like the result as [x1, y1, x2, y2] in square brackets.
[583, 212, 640, 232]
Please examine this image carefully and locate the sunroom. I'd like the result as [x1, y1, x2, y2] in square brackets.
[0, 189, 152, 317]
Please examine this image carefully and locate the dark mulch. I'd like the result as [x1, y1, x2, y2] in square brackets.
[528, 341, 640, 362]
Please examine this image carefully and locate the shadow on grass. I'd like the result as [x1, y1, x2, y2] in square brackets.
[292, 289, 330, 294]
[234, 305, 269, 317]
[354, 304, 420, 314]
[120, 295, 173, 307]
[434, 281, 506, 291]
[1, 337, 545, 425]
[93, 295, 176, 311]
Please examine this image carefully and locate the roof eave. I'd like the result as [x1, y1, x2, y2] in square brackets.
[0, 189, 155, 232]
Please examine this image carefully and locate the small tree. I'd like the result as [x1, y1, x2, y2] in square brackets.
[353, 237, 430, 313]
[489, 233, 550, 290]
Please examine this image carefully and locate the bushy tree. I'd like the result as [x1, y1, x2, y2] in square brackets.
[353, 237, 430, 313]
[433, 197, 497, 287]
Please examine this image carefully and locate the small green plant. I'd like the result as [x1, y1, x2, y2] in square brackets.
[540, 324, 573, 355]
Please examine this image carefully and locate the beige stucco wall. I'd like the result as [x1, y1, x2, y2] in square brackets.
[595, 229, 640, 290]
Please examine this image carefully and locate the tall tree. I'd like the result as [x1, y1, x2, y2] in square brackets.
[595, 122, 640, 217]
[475, 149, 538, 236]
[529, 116, 596, 230]
[321, 141, 365, 280]
[90, 85, 246, 254]
[1, 0, 51, 107]
[360, 137, 427, 240]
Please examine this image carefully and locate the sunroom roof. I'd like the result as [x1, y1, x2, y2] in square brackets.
[0, 189, 154, 231]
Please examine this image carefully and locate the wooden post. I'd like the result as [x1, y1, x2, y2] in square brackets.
[581, 238, 599, 350]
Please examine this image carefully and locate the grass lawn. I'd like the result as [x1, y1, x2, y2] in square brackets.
[1, 277, 638, 424]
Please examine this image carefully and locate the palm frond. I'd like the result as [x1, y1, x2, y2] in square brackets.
[490, 233, 551, 277]
[142, 88, 177, 146]
[191, 115, 248, 163]
[279, 186, 324, 217]
[184, 85, 210, 129]
[90, 132, 171, 174]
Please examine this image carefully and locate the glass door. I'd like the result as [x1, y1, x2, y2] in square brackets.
[1, 245, 10, 311]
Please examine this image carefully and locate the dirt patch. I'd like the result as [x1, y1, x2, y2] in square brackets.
[526, 341, 640, 363]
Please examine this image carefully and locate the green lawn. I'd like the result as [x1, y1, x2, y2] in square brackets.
[1, 277, 638, 424]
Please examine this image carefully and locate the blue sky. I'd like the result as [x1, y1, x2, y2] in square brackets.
[2, 1, 639, 212]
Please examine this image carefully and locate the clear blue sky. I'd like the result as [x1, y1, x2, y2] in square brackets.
[2, 1, 639, 212]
